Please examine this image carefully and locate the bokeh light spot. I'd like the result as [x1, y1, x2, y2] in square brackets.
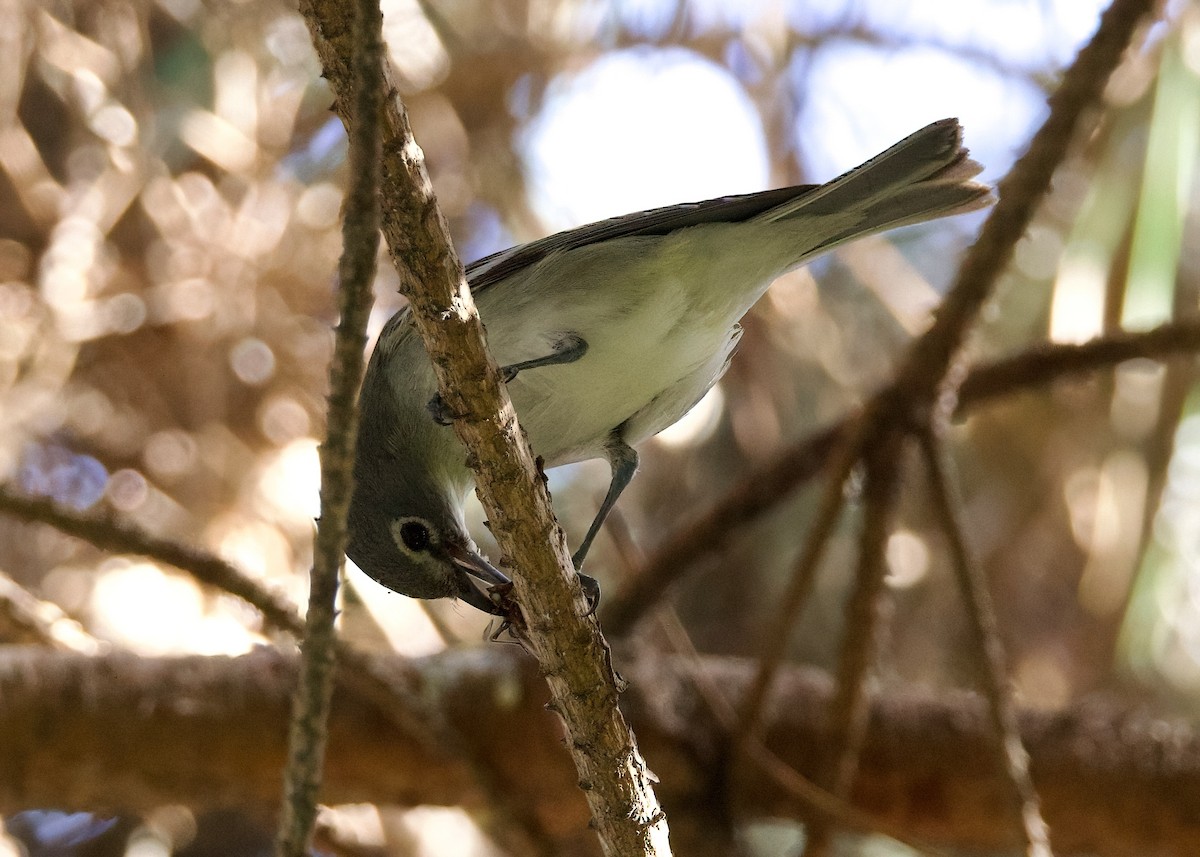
[258, 395, 311, 445]
[107, 468, 149, 511]
[885, 529, 930, 589]
[18, 444, 109, 510]
[144, 429, 198, 479]
[90, 560, 257, 656]
[90, 103, 138, 147]
[522, 48, 768, 229]
[104, 292, 147, 334]
[256, 437, 321, 523]
[230, 337, 276, 385]
[158, 278, 215, 322]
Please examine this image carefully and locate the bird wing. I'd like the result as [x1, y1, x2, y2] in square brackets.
[464, 184, 816, 292]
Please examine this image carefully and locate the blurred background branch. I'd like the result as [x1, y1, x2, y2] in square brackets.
[1, 648, 1199, 855]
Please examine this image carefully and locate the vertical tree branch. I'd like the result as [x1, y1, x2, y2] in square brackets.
[275, 0, 383, 850]
[870, 3, 1154, 849]
[297, 4, 671, 855]
[824, 431, 904, 798]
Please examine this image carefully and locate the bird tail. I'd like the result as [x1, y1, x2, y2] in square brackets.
[756, 119, 993, 255]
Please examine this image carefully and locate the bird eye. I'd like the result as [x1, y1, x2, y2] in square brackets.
[397, 519, 431, 552]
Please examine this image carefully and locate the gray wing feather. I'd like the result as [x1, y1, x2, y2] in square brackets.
[466, 184, 817, 292]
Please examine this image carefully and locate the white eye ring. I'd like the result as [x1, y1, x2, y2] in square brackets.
[391, 516, 437, 557]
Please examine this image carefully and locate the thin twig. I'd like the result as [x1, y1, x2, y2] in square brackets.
[958, 320, 1200, 407]
[735, 408, 872, 740]
[0, 490, 306, 636]
[917, 427, 1051, 857]
[825, 429, 904, 797]
[739, 742, 948, 857]
[796, 427, 904, 857]
[276, 0, 383, 848]
[603, 423, 843, 636]
[0, 569, 101, 653]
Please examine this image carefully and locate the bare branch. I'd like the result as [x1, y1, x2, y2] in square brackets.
[0, 490, 306, 637]
[796, 428, 905, 857]
[276, 0, 384, 850]
[296, 0, 670, 853]
[603, 423, 844, 636]
[958, 320, 1200, 406]
[4, 648, 1200, 856]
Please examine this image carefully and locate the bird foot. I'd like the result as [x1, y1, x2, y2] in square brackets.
[426, 394, 458, 426]
[577, 573, 601, 616]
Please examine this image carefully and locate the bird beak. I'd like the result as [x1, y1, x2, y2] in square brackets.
[446, 541, 510, 615]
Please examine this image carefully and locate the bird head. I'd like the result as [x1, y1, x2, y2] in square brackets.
[345, 472, 509, 616]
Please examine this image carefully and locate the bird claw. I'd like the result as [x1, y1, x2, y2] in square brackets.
[577, 573, 601, 616]
[426, 394, 457, 426]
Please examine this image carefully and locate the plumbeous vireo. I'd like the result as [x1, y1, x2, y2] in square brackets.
[346, 118, 991, 615]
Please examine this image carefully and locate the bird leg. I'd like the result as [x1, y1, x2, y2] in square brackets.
[428, 332, 589, 425]
[566, 437, 637, 614]
[573, 436, 638, 570]
[499, 332, 588, 382]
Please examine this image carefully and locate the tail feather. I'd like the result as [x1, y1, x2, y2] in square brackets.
[756, 118, 993, 254]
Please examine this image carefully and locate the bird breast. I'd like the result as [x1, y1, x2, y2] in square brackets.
[475, 226, 782, 466]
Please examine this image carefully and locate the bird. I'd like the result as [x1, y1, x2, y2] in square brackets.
[346, 118, 992, 616]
